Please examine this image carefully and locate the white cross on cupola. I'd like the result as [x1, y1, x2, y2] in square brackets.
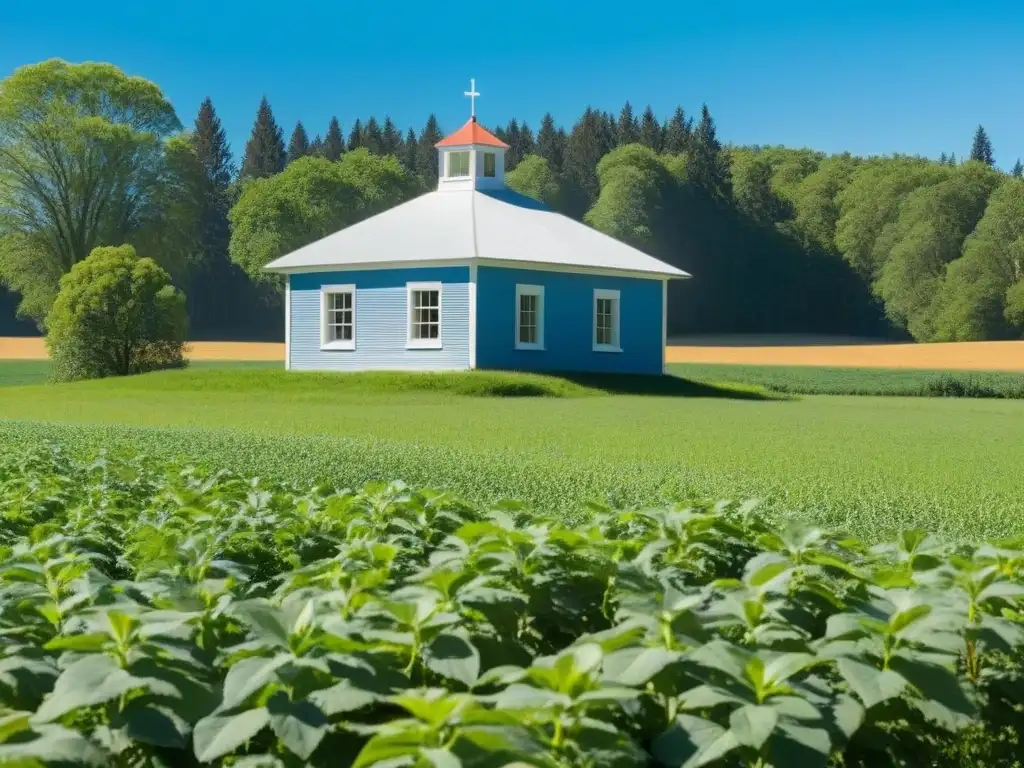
[434, 79, 510, 192]
[464, 78, 480, 121]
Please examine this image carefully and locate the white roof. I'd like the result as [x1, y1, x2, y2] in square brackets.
[264, 188, 690, 279]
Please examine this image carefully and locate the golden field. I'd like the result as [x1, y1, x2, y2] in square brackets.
[1, 336, 1023, 371]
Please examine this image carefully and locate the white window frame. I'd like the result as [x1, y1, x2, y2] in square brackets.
[320, 284, 356, 351]
[593, 288, 621, 353]
[406, 281, 443, 349]
[483, 152, 496, 178]
[446, 151, 470, 178]
[514, 284, 544, 351]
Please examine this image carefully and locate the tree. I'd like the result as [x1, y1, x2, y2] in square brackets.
[402, 127, 418, 172]
[638, 106, 662, 152]
[688, 104, 732, 200]
[309, 134, 324, 157]
[616, 101, 638, 146]
[0, 59, 193, 323]
[939, 152, 948, 165]
[506, 155, 570, 213]
[969, 125, 994, 166]
[585, 145, 678, 252]
[565, 107, 614, 212]
[45, 244, 186, 381]
[381, 117, 402, 157]
[188, 97, 242, 337]
[1012, 159, 1023, 179]
[536, 113, 565, 172]
[416, 114, 443, 189]
[931, 178, 1024, 339]
[240, 96, 284, 179]
[875, 161, 1001, 338]
[228, 150, 421, 283]
[286, 121, 310, 165]
[363, 117, 382, 155]
[347, 119, 364, 152]
[324, 117, 344, 161]
[662, 107, 691, 154]
[731, 152, 788, 226]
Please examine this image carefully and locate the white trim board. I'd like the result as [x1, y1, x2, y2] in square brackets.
[514, 283, 545, 351]
[406, 281, 444, 350]
[269, 257, 688, 282]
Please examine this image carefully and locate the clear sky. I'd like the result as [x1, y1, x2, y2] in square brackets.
[2, 0, 1022, 170]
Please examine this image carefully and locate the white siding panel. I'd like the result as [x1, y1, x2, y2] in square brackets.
[289, 282, 471, 371]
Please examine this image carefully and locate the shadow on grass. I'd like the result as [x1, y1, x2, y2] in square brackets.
[552, 373, 785, 400]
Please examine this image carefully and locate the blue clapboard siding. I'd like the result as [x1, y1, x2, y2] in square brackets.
[289, 267, 471, 371]
[475, 266, 663, 375]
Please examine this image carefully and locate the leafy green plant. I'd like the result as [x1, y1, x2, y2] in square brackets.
[0, 443, 1022, 766]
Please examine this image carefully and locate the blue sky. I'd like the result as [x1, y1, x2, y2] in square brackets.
[2, 0, 1023, 169]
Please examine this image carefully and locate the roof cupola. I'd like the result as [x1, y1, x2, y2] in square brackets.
[434, 79, 509, 192]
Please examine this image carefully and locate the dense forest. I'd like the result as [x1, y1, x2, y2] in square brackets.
[2, 59, 1023, 342]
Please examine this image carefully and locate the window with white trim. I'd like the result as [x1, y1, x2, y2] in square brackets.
[483, 152, 496, 177]
[320, 285, 355, 350]
[593, 289, 621, 352]
[515, 284, 544, 350]
[407, 282, 442, 348]
[447, 151, 470, 178]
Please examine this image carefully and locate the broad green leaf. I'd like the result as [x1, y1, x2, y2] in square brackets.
[234, 601, 291, 647]
[828, 693, 865, 742]
[763, 652, 817, 687]
[221, 654, 292, 710]
[391, 689, 470, 725]
[352, 728, 431, 768]
[769, 722, 832, 768]
[193, 707, 270, 762]
[601, 646, 682, 687]
[420, 747, 461, 768]
[107, 610, 137, 643]
[0, 712, 30, 741]
[889, 604, 932, 634]
[836, 659, 906, 709]
[888, 655, 975, 716]
[423, 630, 480, 687]
[267, 692, 328, 760]
[120, 703, 191, 749]
[32, 656, 146, 723]
[0, 724, 107, 766]
[729, 704, 778, 749]
[491, 684, 571, 711]
[309, 681, 378, 715]
[652, 714, 740, 768]
[43, 632, 109, 652]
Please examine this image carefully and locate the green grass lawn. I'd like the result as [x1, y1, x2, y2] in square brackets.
[1, 366, 1022, 541]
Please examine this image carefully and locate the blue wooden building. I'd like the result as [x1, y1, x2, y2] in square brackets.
[265, 95, 690, 375]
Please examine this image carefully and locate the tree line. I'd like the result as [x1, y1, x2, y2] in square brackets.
[2, 59, 1022, 342]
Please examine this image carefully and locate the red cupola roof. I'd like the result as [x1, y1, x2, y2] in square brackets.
[435, 118, 509, 149]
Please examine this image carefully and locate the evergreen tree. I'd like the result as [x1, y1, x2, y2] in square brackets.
[969, 125, 994, 166]
[364, 117, 383, 154]
[323, 118, 344, 161]
[519, 122, 536, 161]
[565, 107, 614, 210]
[949, 152, 957, 166]
[347, 119, 364, 152]
[939, 152, 948, 165]
[309, 134, 324, 157]
[616, 101, 638, 146]
[403, 127, 418, 172]
[240, 96, 285, 179]
[381, 117, 402, 157]
[504, 119, 534, 171]
[416, 114, 444, 188]
[189, 98, 237, 336]
[536, 112, 564, 172]
[638, 105, 662, 152]
[689, 104, 732, 200]
[286, 121, 310, 165]
[663, 106, 691, 153]
[1012, 159, 1024, 179]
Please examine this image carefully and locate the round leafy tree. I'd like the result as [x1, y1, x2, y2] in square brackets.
[45, 244, 187, 381]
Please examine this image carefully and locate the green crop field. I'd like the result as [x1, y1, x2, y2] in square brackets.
[1, 367, 1022, 541]
[669, 363, 1024, 398]
[0, 443, 1019, 767]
